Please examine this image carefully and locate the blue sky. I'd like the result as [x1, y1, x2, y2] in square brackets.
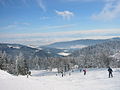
[0, 0, 120, 46]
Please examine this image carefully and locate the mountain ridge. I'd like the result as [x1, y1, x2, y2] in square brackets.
[41, 37, 120, 49]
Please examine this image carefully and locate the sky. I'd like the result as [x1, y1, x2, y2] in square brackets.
[0, 0, 120, 46]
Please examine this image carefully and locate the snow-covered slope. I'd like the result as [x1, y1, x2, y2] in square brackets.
[0, 69, 120, 90]
[0, 70, 13, 79]
[112, 52, 120, 60]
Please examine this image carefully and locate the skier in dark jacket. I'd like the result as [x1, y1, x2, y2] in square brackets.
[108, 67, 113, 78]
[61, 70, 64, 77]
[83, 69, 86, 75]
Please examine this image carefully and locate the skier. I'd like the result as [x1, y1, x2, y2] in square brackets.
[79, 68, 82, 72]
[69, 71, 71, 76]
[83, 69, 86, 75]
[61, 70, 64, 77]
[28, 71, 31, 76]
[108, 67, 113, 78]
[27, 71, 31, 78]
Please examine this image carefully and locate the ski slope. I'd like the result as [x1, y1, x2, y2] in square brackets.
[0, 68, 120, 90]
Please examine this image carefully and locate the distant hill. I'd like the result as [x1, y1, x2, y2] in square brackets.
[1, 37, 120, 71]
[71, 40, 120, 57]
[0, 43, 62, 61]
[1, 37, 120, 59]
[42, 37, 120, 49]
[69, 40, 120, 68]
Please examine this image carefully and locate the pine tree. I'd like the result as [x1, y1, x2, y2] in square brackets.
[16, 52, 29, 75]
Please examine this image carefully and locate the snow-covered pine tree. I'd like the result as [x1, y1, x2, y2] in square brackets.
[16, 52, 29, 75]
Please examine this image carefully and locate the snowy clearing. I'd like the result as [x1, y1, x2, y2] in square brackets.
[0, 68, 120, 90]
[58, 52, 71, 56]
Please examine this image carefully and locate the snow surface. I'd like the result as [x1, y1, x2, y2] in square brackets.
[58, 52, 71, 56]
[27, 45, 39, 49]
[0, 68, 120, 90]
[70, 45, 87, 49]
[112, 52, 120, 60]
[7, 45, 20, 49]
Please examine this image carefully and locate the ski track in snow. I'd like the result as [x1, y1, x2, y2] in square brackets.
[0, 68, 120, 90]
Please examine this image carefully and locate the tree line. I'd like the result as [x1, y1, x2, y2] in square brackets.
[0, 49, 120, 76]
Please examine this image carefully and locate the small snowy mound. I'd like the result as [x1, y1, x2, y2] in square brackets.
[0, 70, 13, 79]
[31, 69, 57, 77]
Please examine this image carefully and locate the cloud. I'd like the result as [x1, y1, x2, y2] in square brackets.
[40, 16, 50, 20]
[36, 0, 46, 12]
[55, 10, 74, 20]
[0, 0, 6, 6]
[62, 0, 118, 2]
[0, 24, 17, 30]
[0, 24, 74, 31]
[1, 35, 120, 46]
[61, 0, 107, 2]
[0, 28, 120, 38]
[0, 28, 120, 45]
[0, 22, 30, 30]
[14, 22, 30, 26]
[41, 24, 75, 29]
[0, 0, 46, 12]
[92, 0, 120, 21]
[63, 0, 97, 2]
[21, 0, 28, 5]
